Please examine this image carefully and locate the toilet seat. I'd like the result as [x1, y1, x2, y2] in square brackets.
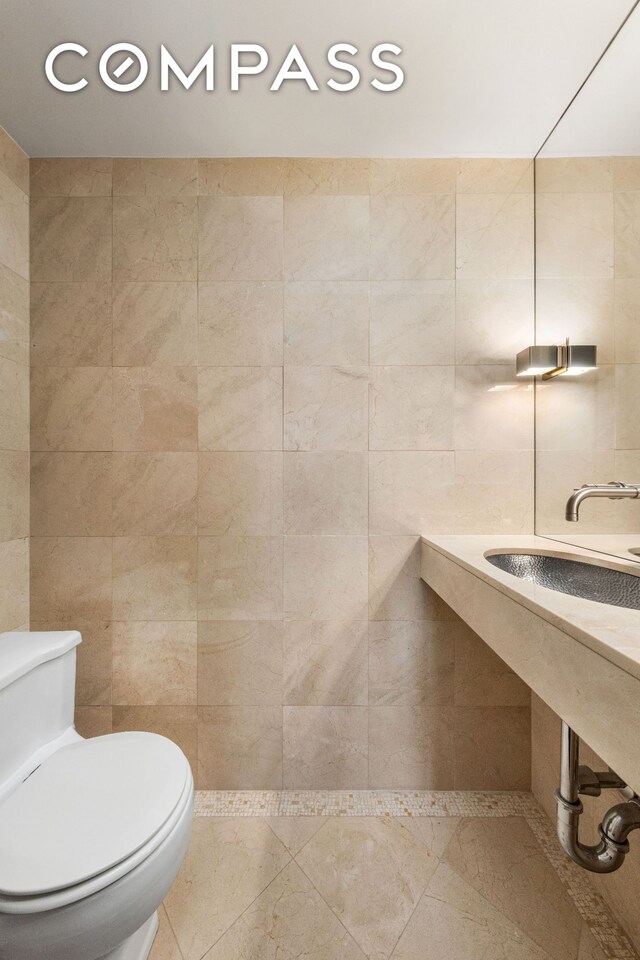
[0, 732, 191, 913]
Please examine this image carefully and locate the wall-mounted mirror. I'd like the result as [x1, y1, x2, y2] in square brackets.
[534, 4, 640, 561]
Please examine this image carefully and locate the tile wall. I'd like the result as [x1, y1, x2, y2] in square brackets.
[535, 157, 640, 534]
[28, 156, 535, 789]
[0, 127, 29, 631]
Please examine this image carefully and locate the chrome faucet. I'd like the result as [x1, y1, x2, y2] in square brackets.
[565, 481, 640, 521]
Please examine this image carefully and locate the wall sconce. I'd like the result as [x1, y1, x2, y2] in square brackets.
[516, 339, 597, 379]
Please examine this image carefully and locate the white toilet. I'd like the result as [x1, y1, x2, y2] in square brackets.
[0, 630, 194, 960]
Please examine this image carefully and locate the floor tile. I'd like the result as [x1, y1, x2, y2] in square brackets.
[149, 906, 183, 960]
[164, 818, 291, 960]
[297, 817, 438, 959]
[203, 861, 366, 959]
[265, 817, 328, 855]
[443, 817, 582, 960]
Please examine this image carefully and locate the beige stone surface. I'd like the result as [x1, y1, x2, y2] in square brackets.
[284, 158, 369, 197]
[369, 450, 455, 535]
[369, 705, 455, 788]
[112, 620, 197, 705]
[0, 357, 28, 450]
[284, 280, 369, 366]
[199, 158, 284, 197]
[283, 707, 368, 789]
[368, 620, 454, 706]
[198, 281, 283, 366]
[285, 366, 368, 452]
[199, 196, 283, 280]
[31, 366, 112, 451]
[285, 196, 368, 280]
[284, 621, 368, 706]
[370, 280, 455, 365]
[113, 197, 197, 281]
[112, 452, 197, 536]
[536, 193, 613, 279]
[284, 451, 367, 535]
[31, 281, 112, 366]
[369, 366, 454, 450]
[0, 261, 29, 366]
[197, 707, 283, 789]
[284, 536, 368, 621]
[0, 450, 29, 540]
[198, 452, 283, 536]
[113, 282, 197, 367]
[113, 367, 198, 452]
[198, 536, 283, 621]
[112, 536, 197, 620]
[31, 158, 113, 197]
[31, 452, 113, 536]
[199, 367, 282, 451]
[113, 159, 197, 197]
[31, 197, 112, 281]
[456, 193, 534, 279]
[198, 621, 283, 706]
[30, 536, 112, 621]
[0, 170, 29, 280]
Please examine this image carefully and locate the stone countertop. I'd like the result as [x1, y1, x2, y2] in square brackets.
[421, 534, 640, 683]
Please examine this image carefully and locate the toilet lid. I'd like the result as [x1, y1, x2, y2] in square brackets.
[0, 732, 190, 896]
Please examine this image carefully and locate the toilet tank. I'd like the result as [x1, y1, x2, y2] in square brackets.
[0, 631, 81, 789]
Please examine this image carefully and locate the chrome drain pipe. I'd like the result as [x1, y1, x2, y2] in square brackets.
[555, 721, 640, 873]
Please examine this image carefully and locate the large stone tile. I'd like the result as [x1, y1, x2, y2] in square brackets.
[113, 367, 198, 452]
[284, 536, 368, 621]
[31, 282, 112, 366]
[198, 536, 283, 620]
[31, 367, 112, 452]
[30, 536, 112, 621]
[198, 707, 283, 789]
[453, 707, 531, 790]
[284, 159, 369, 197]
[393, 818, 460, 859]
[368, 620, 454, 706]
[198, 452, 283, 535]
[369, 536, 457, 622]
[370, 280, 455, 365]
[536, 278, 613, 364]
[265, 818, 327, 856]
[0, 169, 29, 279]
[454, 624, 530, 707]
[113, 282, 197, 366]
[368, 451, 455, 535]
[199, 158, 284, 196]
[31, 452, 113, 536]
[535, 157, 610, 194]
[577, 925, 607, 960]
[298, 817, 438, 959]
[615, 192, 640, 279]
[199, 196, 283, 281]
[113, 197, 197, 281]
[199, 367, 282, 451]
[148, 905, 182, 960]
[456, 158, 533, 194]
[284, 451, 367, 535]
[0, 128, 28, 194]
[536, 193, 613, 279]
[30, 158, 113, 197]
[113, 159, 197, 196]
[284, 621, 368, 706]
[370, 159, 456, 196]
[164, 817, 290, 960]
[0, 450, 29, 540]
[198, 621, 283, 706]
[283, 707, 368, 789]
[456, 193, 534, 279]
[370, 195, 455, 280]
[30, 197, 112, 281]
[392, 861, 552, 960]
[285, 367, 368, 452]
[284, 280, 369, 366]
[112, 452, 198, 536]
[443, 817, 582, 960]
[453, 449, 533, 535]
[75, 706, 113, 738]
[455, 278, 534, 365]
[369, 366, 454, 451]
[0, 357, 28, 450]
[369, 705, 455, 789]
[203, 860, 366, 960]
[112, 620, 197, 706]
[198, 281, 283, 366]
[454, 365, 532, 451]
[112, 536, 197, 620]
[0, 537, 28, 629]
[284, 196, 368, 281]
[0, 261, 29, 365]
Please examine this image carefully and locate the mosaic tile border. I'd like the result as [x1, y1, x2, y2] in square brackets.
[194, 790, 638, 959]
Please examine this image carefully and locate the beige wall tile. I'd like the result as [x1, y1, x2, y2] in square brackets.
[370, 195, 455, 280]
[113, 705, 197, 774]
[32, 619, 112, 706]
[0, 450, 29, 540]
[455, 278, 534, 365]
[113, 620, 197, 705]
[75, 706, 113, 738]
[536, 278, 614, 363]
[31, 452, 113, 536]
[369, 621, 454, 706]
[284, 159, 369, 197]
[613, 156, 640, 192]
[368, 536, 456, 622]
[198, 452, 283, 535]
[112, 536, 197, 620]
[370, 280, 454, 365]
[454, 625, 530, 707]
[456, 158, 533, 194]
[453, 449, 533, 534]
[615, 364, 640, 450]
[456, 193, 534, 279]
[199, 367, 282, 451]
[30, 536, 112, 621]
[31, 282, 112, 366]
[285, 366, 368, 452]
[0, 169, 29, 279]
[113, 197, 197, 281]
[198, 281, 283, 366]
[113, 282, 197, 366]
[454, 365, 532, 450]
[199, 197, 283, 281]
[283, 706, 368, 788]
[113, 367, 197, 451]
[370, 159, 456, 195]
[199, 158, 284, 196]
[31, 366, 112, 451]
[198, 706, 283, 788]
[112, 452, 198, 535]
[197, 621, 283, 705]
[536, 193, 613, 279]
[535, 157, 612, 194]
[0, 537, 28, 629]
[369, 366, 454, 450]
[284, 621, 368, 705]
[284, 281, 368, 366]
[453, 706, 531, 789]
[30, 159, 112, 197]
[369, 705, 454, 788]
[113, 159, 197, 196]
[284, 196, 368, 280]
[284, 451, 367, 535]
[31, 197, 112, 281]
[0, 261, 29, 365]
[535, 365, 615, 452]
[0, 357, 28, 451]
[0, 128, 28, 194]
[198, 536, 283, 620]
[535, 450, 620, 535]
[369, 451, 455, 535]
[615, 279, 640, 362]
[615, 192, 640, 279]
[284, 536, 368, 621]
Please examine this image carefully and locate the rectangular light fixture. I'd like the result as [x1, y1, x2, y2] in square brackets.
[516, 341, 597, 379]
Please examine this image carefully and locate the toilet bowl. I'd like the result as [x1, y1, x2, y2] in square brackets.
[0, 630, 193, 960]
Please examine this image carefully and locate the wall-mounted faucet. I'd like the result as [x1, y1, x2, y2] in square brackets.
[565, 481, 640, 522]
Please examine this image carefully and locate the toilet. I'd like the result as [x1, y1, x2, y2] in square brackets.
[0, 630, 194, 960]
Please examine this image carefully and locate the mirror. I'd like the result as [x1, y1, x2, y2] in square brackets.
[534, 5, 640, 561]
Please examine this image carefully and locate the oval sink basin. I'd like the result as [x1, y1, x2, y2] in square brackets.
[485, 553, 640, 610]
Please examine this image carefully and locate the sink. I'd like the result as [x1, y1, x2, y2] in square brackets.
[485, 553, 640, 610]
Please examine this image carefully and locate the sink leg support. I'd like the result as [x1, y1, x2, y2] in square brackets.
[555, 721, 640, 873]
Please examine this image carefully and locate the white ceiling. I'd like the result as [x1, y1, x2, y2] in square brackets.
[0, 0, 634, 158]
